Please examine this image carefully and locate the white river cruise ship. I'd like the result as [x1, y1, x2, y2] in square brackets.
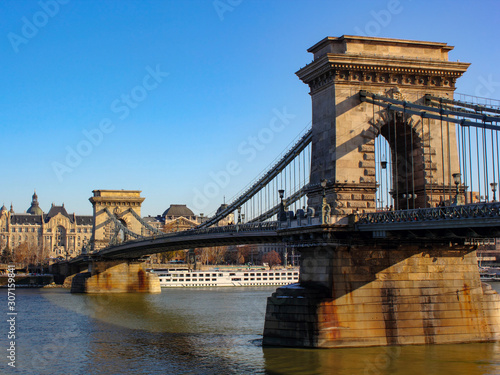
[150, 268, 299, 287]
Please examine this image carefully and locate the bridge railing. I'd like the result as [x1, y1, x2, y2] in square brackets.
[100, 221, 280, 251]
[356, 202, 500, 225]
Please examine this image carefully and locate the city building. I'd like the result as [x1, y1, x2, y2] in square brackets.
[0, 191, 93, 259]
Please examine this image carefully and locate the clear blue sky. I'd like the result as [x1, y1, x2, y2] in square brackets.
[1, 0, 499, 216]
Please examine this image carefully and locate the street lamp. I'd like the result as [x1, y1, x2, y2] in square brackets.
[237, 206, 241, 224]
[278, 189, 285, 221]
[491, 182, 498, 202]
[452, 173, 461, 204]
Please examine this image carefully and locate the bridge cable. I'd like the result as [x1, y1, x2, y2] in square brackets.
[421, 113, 427, 207]
[404, 104, 409, 209]
[411, 116, 415, 208]
[468, 124, 473, 203]
[439, 104, 446, 203]
[198, 127, 312, 228]
[126, 208, 164, 236]
[491, 126, 496, 199]
[393, 109, 399, 209]
[483, 121, 489, 201]
[103, 208, 143, 240]
[476, 126, 481, 201]
[387, 102, 393, 208]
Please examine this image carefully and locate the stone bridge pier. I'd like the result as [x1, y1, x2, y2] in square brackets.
[71, 260, 160, 293]
[263, 241, 500, 347]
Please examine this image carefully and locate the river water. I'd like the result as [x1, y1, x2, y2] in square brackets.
[2, 283, 500, 375]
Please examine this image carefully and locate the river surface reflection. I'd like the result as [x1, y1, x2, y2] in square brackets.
[2, 283, 500, 374]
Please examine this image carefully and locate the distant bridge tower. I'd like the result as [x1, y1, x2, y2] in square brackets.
[296, 35, 470, 213]
[89, 190, 145, 251]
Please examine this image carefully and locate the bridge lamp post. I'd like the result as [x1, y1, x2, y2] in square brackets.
[491, 182, 497, 202]
[237, 207, 241, 224]
[453, 173, 461, 205]
[278, 189, 285, 222]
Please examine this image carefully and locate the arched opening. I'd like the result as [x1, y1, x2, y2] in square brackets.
[56, 226, 66, 247]
[376, 113, 426, 210]
[117, 219, 127, 243]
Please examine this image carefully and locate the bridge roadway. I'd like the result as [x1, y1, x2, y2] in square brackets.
[94, 222, 282, 259]
[68, 202, 500, 263]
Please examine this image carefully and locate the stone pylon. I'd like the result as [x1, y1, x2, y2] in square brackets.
[296, 35, 469, 213]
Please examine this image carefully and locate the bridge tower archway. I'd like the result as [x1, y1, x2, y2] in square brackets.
[296, 35, 470, 214]
[89, 190, 145, 251]
[377, 111, 427, 210]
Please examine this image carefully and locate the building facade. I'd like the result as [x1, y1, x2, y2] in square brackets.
[0, 191, 93, 259]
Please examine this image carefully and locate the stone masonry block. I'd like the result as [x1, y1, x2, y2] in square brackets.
[363, 153, 375, 160]
[358, 144, 374, 153]
[359, 161, 374, 168]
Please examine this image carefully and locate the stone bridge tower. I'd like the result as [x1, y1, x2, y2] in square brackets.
[296, 35, 470, 214]
[89, 190, 145, 251]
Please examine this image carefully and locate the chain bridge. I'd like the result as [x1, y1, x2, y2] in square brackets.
[68, 35, 500, 349]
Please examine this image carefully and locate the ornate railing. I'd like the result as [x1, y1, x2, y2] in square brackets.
[356, 202, 500, 225]
[101, 221, 279, 251]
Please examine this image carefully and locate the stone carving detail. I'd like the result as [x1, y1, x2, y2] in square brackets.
[307, 64, 459, 93]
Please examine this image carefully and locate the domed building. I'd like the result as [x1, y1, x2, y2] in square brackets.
[162, 204, 197, 222]
[26, 191, 43, 215]
[162, 204, 199, 232]
[0, 191, 93, 260]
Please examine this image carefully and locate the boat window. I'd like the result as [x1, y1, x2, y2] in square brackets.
[257, 273, 261, 276]
[250, 273, 255, 276]
[231, 278, 241, 281]
[219, 273, 223, 277]
[229, 273, 235, 276]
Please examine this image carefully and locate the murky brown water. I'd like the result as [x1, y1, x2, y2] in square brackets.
[2, 284, 500, 374]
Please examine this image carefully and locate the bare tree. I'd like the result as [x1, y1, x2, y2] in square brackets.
[262, 250, 282, 270]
